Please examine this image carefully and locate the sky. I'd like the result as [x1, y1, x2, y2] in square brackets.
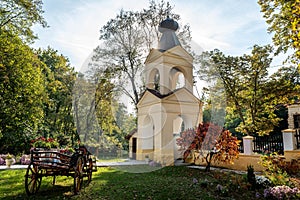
[32, 0, 277, 72]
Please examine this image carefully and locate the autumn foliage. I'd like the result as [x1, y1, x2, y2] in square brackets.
[176, 122, 240, 171]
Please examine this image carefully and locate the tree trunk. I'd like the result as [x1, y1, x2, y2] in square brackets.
[205, 152, 215, 172]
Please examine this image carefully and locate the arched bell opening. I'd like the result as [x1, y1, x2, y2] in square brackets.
[170, 67, 186, 90]
[147, 68, 160, 91]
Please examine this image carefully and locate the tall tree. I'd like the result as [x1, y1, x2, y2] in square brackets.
[36, 47, 77, 145]
[197, 49, 246, 133]
[0, 31, 45, 153]
[197, 45, 297, 136]
[0, 0, 47, 42]
[93, 0, 191, 110]
[95, 69, 118, 141]
[73, 68, 134, 156]
[258, 0, 300, 67]
[73, 69, 114, 136]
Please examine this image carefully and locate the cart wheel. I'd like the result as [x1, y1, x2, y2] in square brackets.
[87, 158, 93, 184]
[73, 156, 84, 194]
[25, 163, 42, 196]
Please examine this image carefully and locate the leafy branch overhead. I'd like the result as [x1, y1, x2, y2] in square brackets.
[258, 0, 300, 66]
[0, 0, 48, 42]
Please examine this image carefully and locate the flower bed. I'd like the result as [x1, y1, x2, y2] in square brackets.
[30, 137, 59, 149]
[20, 155, 31, 165]
[264, 185, 300, 199]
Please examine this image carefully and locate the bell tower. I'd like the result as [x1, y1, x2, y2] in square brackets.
[133, 17, 202, 166]
[144, 17, 194, 95]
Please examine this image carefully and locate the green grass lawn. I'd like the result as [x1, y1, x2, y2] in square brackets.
[0, 165, 266, 199]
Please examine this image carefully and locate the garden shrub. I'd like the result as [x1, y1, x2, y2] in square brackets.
[247, 165, 256, 189]
[246, 165, 271, 190]
[281, 159, 300, 176]
[260, 153, 300, 177]
[260, 153, 290, 186]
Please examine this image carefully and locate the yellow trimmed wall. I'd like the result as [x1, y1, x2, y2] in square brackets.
[136, 149, 154, 160]
[192, 153, 264, 171]
[187, 150, 300, 172]
[284, 150, 300, 161]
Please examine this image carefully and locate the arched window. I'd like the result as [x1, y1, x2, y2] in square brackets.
[180, 120, 185, 132]
[148, 68, 160, 91]
[170, 67, 185, 90]
[176, 73, 184, 89]
[154, 72, 160, 91]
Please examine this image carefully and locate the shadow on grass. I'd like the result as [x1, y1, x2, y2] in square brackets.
[76, 166, 217, 200]
[1, 165, 262, 200]
[0, 169, 91, 200]
[75, 165, 263, 200]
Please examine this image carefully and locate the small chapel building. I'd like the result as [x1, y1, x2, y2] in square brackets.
[128, 17, 202, 165]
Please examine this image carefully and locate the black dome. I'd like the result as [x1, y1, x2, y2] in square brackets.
[159, 17, 178, 31]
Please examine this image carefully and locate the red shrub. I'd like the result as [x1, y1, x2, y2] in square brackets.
[176, 122, 240, 171]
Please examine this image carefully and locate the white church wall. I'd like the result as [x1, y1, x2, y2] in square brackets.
[140, 115, 154, 150]
[173, 116, 183, 160]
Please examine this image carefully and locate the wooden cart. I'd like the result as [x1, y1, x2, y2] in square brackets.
[25, 146, 97, 195]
